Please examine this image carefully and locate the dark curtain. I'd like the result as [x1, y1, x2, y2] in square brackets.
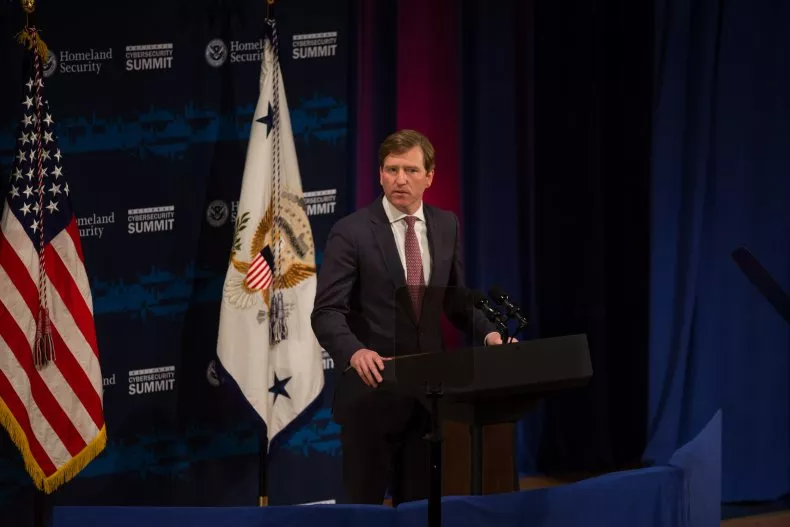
[351, 0, 398, 209]
[646, 0, 790, 502]
[460, 0, 653, 475]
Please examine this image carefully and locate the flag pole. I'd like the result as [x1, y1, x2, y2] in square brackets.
[16, 0, 48, 527]
[19, 8, 53, 527]
[258, 0, 276, 508]
[259, 432, 269, 506]
[21, 1, 53, 521]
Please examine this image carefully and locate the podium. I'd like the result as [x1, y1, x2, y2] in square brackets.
[379, 334, 592, 527]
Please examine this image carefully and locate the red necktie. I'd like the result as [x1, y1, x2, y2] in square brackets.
[404, 216, 425, 318]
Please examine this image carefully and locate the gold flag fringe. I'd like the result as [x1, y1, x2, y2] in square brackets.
[0, 398, 107, 494]
[16, 0, 48, 61]
[16, 29, 48, 62]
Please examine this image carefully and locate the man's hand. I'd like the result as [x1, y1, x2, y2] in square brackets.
[485, 332, 518, 346]
[350, 348, 391, 388]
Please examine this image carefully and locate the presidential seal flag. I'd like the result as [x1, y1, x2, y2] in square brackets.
[0, 28, 106, 493]
[217, 18, 324, 444]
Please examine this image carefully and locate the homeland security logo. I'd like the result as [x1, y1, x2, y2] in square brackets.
[205, 38, 228, 67]
[206, 199, 229, 227]
[44, 48, 113, 77]
[206, 199, 240, 227]
[206, 359, 221, 387]
[42, 50, 57, 78]
[205, 37, 265, 66]
[77, 211, 115, 239]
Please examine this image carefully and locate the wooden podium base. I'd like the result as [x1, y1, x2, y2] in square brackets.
[442, 421, 518, 496]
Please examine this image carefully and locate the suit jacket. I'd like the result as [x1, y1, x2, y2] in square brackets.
[310, 195, 495, 423]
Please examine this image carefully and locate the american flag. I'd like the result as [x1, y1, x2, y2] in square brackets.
[245, 245, 275, 290]
[0, 40, 105, 493]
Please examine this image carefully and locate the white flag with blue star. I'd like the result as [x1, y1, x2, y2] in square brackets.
[217, 20, 324, 444]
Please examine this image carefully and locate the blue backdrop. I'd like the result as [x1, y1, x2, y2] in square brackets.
[646, 0, 790, 502]
[0, 0, 351, 521]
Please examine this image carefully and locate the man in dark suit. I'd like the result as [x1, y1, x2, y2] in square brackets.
[311, 129, 505, 505]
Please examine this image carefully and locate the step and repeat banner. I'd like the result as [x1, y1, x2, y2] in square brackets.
[0, 0, 349, 508]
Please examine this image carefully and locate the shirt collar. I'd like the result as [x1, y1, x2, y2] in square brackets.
[383, 196, 425, 224]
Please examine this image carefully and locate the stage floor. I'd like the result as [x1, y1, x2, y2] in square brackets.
[723, 511, 790, 527]
[517, 475, 790, 527]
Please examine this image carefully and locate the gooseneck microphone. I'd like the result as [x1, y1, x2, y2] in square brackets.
[488, 285, 529, 336]
[471, 290, 509, 343]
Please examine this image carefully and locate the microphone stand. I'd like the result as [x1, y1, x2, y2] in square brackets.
[511, 318, 528, 340]
[495, 317, 510, 344]
[489, 290, 529, 341]
[473, 296, 509, 343]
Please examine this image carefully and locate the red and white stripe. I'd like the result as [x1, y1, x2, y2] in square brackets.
[0, 204, 104, 477]
[245, 253, 273, 291]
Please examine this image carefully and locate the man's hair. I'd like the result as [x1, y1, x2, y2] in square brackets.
[378, 129, 435, 172]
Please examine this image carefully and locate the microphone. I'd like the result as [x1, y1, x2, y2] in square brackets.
[470, 290, 509, 341]
[488, 285, 529, 330]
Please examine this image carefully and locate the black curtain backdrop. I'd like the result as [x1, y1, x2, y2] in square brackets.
[460, 0, 653, 475]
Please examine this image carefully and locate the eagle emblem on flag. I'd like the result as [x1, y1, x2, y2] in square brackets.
[223, 190, 315, 311]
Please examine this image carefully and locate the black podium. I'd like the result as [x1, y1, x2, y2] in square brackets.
[380, 333, 592, 527]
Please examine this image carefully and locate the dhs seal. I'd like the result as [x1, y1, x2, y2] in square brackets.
[205, 38, 227, 67]
[206, 359, 221, 387]
[206, 200, 229, 227]
[43, 50, 57, 78]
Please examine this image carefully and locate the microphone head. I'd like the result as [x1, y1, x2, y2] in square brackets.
[489, 284, 507, 304]
[470, 290, 488, 307]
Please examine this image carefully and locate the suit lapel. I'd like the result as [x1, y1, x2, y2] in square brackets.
[372, 219, 406, 290]
[424, 205, 438, 286]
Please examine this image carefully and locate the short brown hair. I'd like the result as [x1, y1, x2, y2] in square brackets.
[378, 129, 435, 172]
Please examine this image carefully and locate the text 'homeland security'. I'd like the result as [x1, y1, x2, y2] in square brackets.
[77, 212, 115, 239]
[59, 49, 112, 74]
[230, 40, 263, 63]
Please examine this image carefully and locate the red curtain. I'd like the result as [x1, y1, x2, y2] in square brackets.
[395, 0, 461, 219]
[396, 0, 463, 346]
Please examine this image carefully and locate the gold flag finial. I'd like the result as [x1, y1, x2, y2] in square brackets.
[16, 0, 49, 62]
[21, 0, 36, 14]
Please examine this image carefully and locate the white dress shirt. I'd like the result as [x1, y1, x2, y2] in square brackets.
[382, 196, 432, 285]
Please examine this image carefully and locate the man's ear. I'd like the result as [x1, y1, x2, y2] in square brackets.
[426, 170, 435, 188]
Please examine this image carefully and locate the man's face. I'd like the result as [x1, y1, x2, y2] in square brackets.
[379, 146, 434, 214]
